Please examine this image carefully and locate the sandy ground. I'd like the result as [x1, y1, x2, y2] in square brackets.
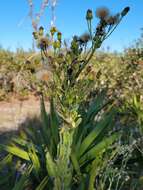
[0, 96, 49, 133]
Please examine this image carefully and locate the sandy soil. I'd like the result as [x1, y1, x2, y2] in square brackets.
[0, 96, 49, 133]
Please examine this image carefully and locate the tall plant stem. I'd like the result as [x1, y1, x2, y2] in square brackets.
[54, 128, 74, 190]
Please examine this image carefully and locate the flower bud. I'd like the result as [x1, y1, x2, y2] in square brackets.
[32, 32, 38, 40]
[53, 40, 61, 49]
[71, 38, 79, 54]
[86, 9, 93, 20]
[121, 7, 130, 17]
[57, 32, 62, 41]
[50, 26, 57, 36]
[39, 26, 44, 36]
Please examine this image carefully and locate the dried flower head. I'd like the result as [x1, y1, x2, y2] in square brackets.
[25, 60, 31, 65]
[58, 53, 64, 58]
[38, 37, 49, 50]
[96, 7, 110, 19]
[121, 6, 130, 17]
[106, 14, 120, 25]
[86, 9, 93, 20]
[86, 66, 92, 73]
[41, 73, 50, 82]
[79, 33, 90, 44]
[36, 69, 52, 82]
[32, 20, 38, 31]
[138, 60, 143, 65]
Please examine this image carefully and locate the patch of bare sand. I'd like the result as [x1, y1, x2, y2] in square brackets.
[0, 95, 49, 133]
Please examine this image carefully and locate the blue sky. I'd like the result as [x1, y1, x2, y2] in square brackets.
[0, 0, 143, 52]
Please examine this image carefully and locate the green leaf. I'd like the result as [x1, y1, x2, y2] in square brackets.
[0, 154, 13, 170]
[0, 144, 30, 161]
[79, 133, 119, 165]
[75, 91, 111, 148]
[88, 155, 101, 190]
[12, 166, 32, 190]
[78, 109, 115, 157]
[50, 98, 60, 146]
[46, 151, 56, 178]
[70, 151, 81, 177]
[36, 176, 49, 190]
[73, 123, 91, 154]
[40, 94, 51, 146]
[28, 144, 40, 180]
[0, 173, 12, 186]
[12, 137, 28, 147]
[82, 91, 109, 125]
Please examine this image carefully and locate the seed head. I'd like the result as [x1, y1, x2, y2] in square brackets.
[86, 66, 92, 73]
[58, 53, 64, 58]
[41, 73, 50, 82]
[25, 60, 31, 64]
[121, 6, 130, 17]
[96, 7, 110, 19]
[38, 37, 49, 50]
[79, 33, 90, 44]
[86, 9, 93, 20]
[106, 14, 120, 25]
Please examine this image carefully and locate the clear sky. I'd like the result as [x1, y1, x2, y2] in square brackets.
[0, 0, 143, 52]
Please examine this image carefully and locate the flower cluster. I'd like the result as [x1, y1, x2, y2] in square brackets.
[32, 25, 62, 53]
[31, 6, 130, 92]
[86, 7, 130, 47]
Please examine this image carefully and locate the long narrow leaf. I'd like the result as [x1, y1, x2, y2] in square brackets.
[50, 98, 60, 146]
[0, 144, 29, 161]
[12, 166, 32, 190]
[71, 151, 82, 177]
[79, 133, 119, 165]
[40, 94, 51, 146]
[36, 176, 49, 190]
[46, 151, 56, 178]
[28, 144, 40, 180]
[78, 109, 115, 157]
